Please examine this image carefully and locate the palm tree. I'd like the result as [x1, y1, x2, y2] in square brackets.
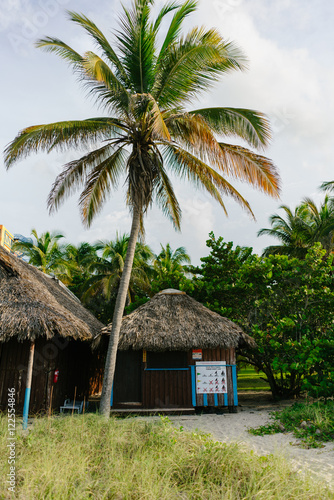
[153, 243, 190, 276]
[61, 241, 98, 292]
[4, 0, 280, 416]
[12, 229, 65, 274]
[300, 196, 334, 255]
[258, 205, 312, 258]
[320, 181, 334, 193]
[83, 234, 153, 304]
[258, 197, 334, 257]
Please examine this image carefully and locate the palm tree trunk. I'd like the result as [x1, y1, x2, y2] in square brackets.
[99, 205, 141, 416]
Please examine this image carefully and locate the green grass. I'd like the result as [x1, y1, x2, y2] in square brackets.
[237, 366, 270, 391]
[249, 400, 334, 448]
[0, 414, 332, 499]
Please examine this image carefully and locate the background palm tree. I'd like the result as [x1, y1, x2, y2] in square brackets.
[258, 205, 312, 258]
[12, 229, 66, 274]
[258, 196, 334, 257]
[61, 241, 98, 291]
[4, 0, 280, 415]
[300, 196, 334, 255]
[83, 234, 153, 305]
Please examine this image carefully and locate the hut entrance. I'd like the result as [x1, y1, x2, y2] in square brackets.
[113, 350, 142, 406]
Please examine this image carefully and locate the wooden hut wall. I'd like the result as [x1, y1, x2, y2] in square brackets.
[0, 337, 97, 413]
[112, 347, 237, 409]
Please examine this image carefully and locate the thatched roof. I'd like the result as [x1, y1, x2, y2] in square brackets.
[0, 246, 104, 342]
[101, 289, 255, 351]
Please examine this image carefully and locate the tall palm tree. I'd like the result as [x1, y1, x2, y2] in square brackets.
[12, 229, 65, 274]
[4, 0, 280, 415]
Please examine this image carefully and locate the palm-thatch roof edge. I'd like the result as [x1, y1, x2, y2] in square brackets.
[101, 290, 255, 351]
[0, 246, 104, 342]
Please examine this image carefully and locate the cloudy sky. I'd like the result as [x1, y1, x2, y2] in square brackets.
[1, 0, 333, 264]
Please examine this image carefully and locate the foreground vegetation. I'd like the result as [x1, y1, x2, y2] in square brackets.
[249, 401, 334, 448]
[1, 414, 332, 499]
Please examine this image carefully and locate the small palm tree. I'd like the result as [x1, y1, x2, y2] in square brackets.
[4, 0, 280, 415]
[12, 229, 65, 274]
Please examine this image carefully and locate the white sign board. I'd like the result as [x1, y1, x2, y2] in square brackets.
[195, 362, 227, 394]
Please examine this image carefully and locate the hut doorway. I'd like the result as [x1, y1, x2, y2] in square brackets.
[113, 350, 142, 406]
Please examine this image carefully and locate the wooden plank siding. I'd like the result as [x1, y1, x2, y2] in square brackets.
[0, 337, 100, 413]
[137, 347, 237, 409]
[142, 369, 192, 408]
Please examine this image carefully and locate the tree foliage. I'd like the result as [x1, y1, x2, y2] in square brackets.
[193, 233, 334, 399]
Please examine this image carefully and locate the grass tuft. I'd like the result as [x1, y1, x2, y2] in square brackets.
[249, 400, 334, 448]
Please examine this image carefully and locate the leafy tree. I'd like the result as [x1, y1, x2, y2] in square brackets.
[194, 234, 334, 399]
[4, 0, 280, 416]
[12, 229, 66, 275]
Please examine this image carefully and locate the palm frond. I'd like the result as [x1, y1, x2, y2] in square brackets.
[154, 155, 182, 229]
[190, 107, 271, 149]
[47, 143, 120, 214]
[66, 11, 130, 86]
[35, 37, 83, 67]
[153, 1, 180, 32]
[78, 146, 128, 226]
[163, 143, 254, 216]
[116, 0, 156, 93]
[4, 118, 125, 168]
[165, 112, 222, 164]
[156, 0, 197, 62]
[153, 27, 246, 108]
[218, 142, 280, 198]
[320, 181, 334, 193]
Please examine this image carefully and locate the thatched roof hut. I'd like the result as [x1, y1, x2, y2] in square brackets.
[0, 246, 104, 414]
[102, 288, 255, 351]
[0, 246, 102, 341]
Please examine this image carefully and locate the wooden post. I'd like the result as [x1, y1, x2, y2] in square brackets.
[22, 341, 35, 430]
[71, 386, 77, 416]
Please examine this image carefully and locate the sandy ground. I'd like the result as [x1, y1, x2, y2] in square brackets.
[166, 397, 334, 490]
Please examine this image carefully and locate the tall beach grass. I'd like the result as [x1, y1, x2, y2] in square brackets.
[0, 413, 332, 499]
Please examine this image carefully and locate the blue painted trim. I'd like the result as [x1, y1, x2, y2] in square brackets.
[190, 365, 196, 407]
[22, 387, 31, 430]
[203, 394, 208, 406]
[232, 365, 238, 406]
[214, 394, 218, 407]
[110, 383, 113, 407]
[145, 368, 189, 371]
[223, 393, 228, 406]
